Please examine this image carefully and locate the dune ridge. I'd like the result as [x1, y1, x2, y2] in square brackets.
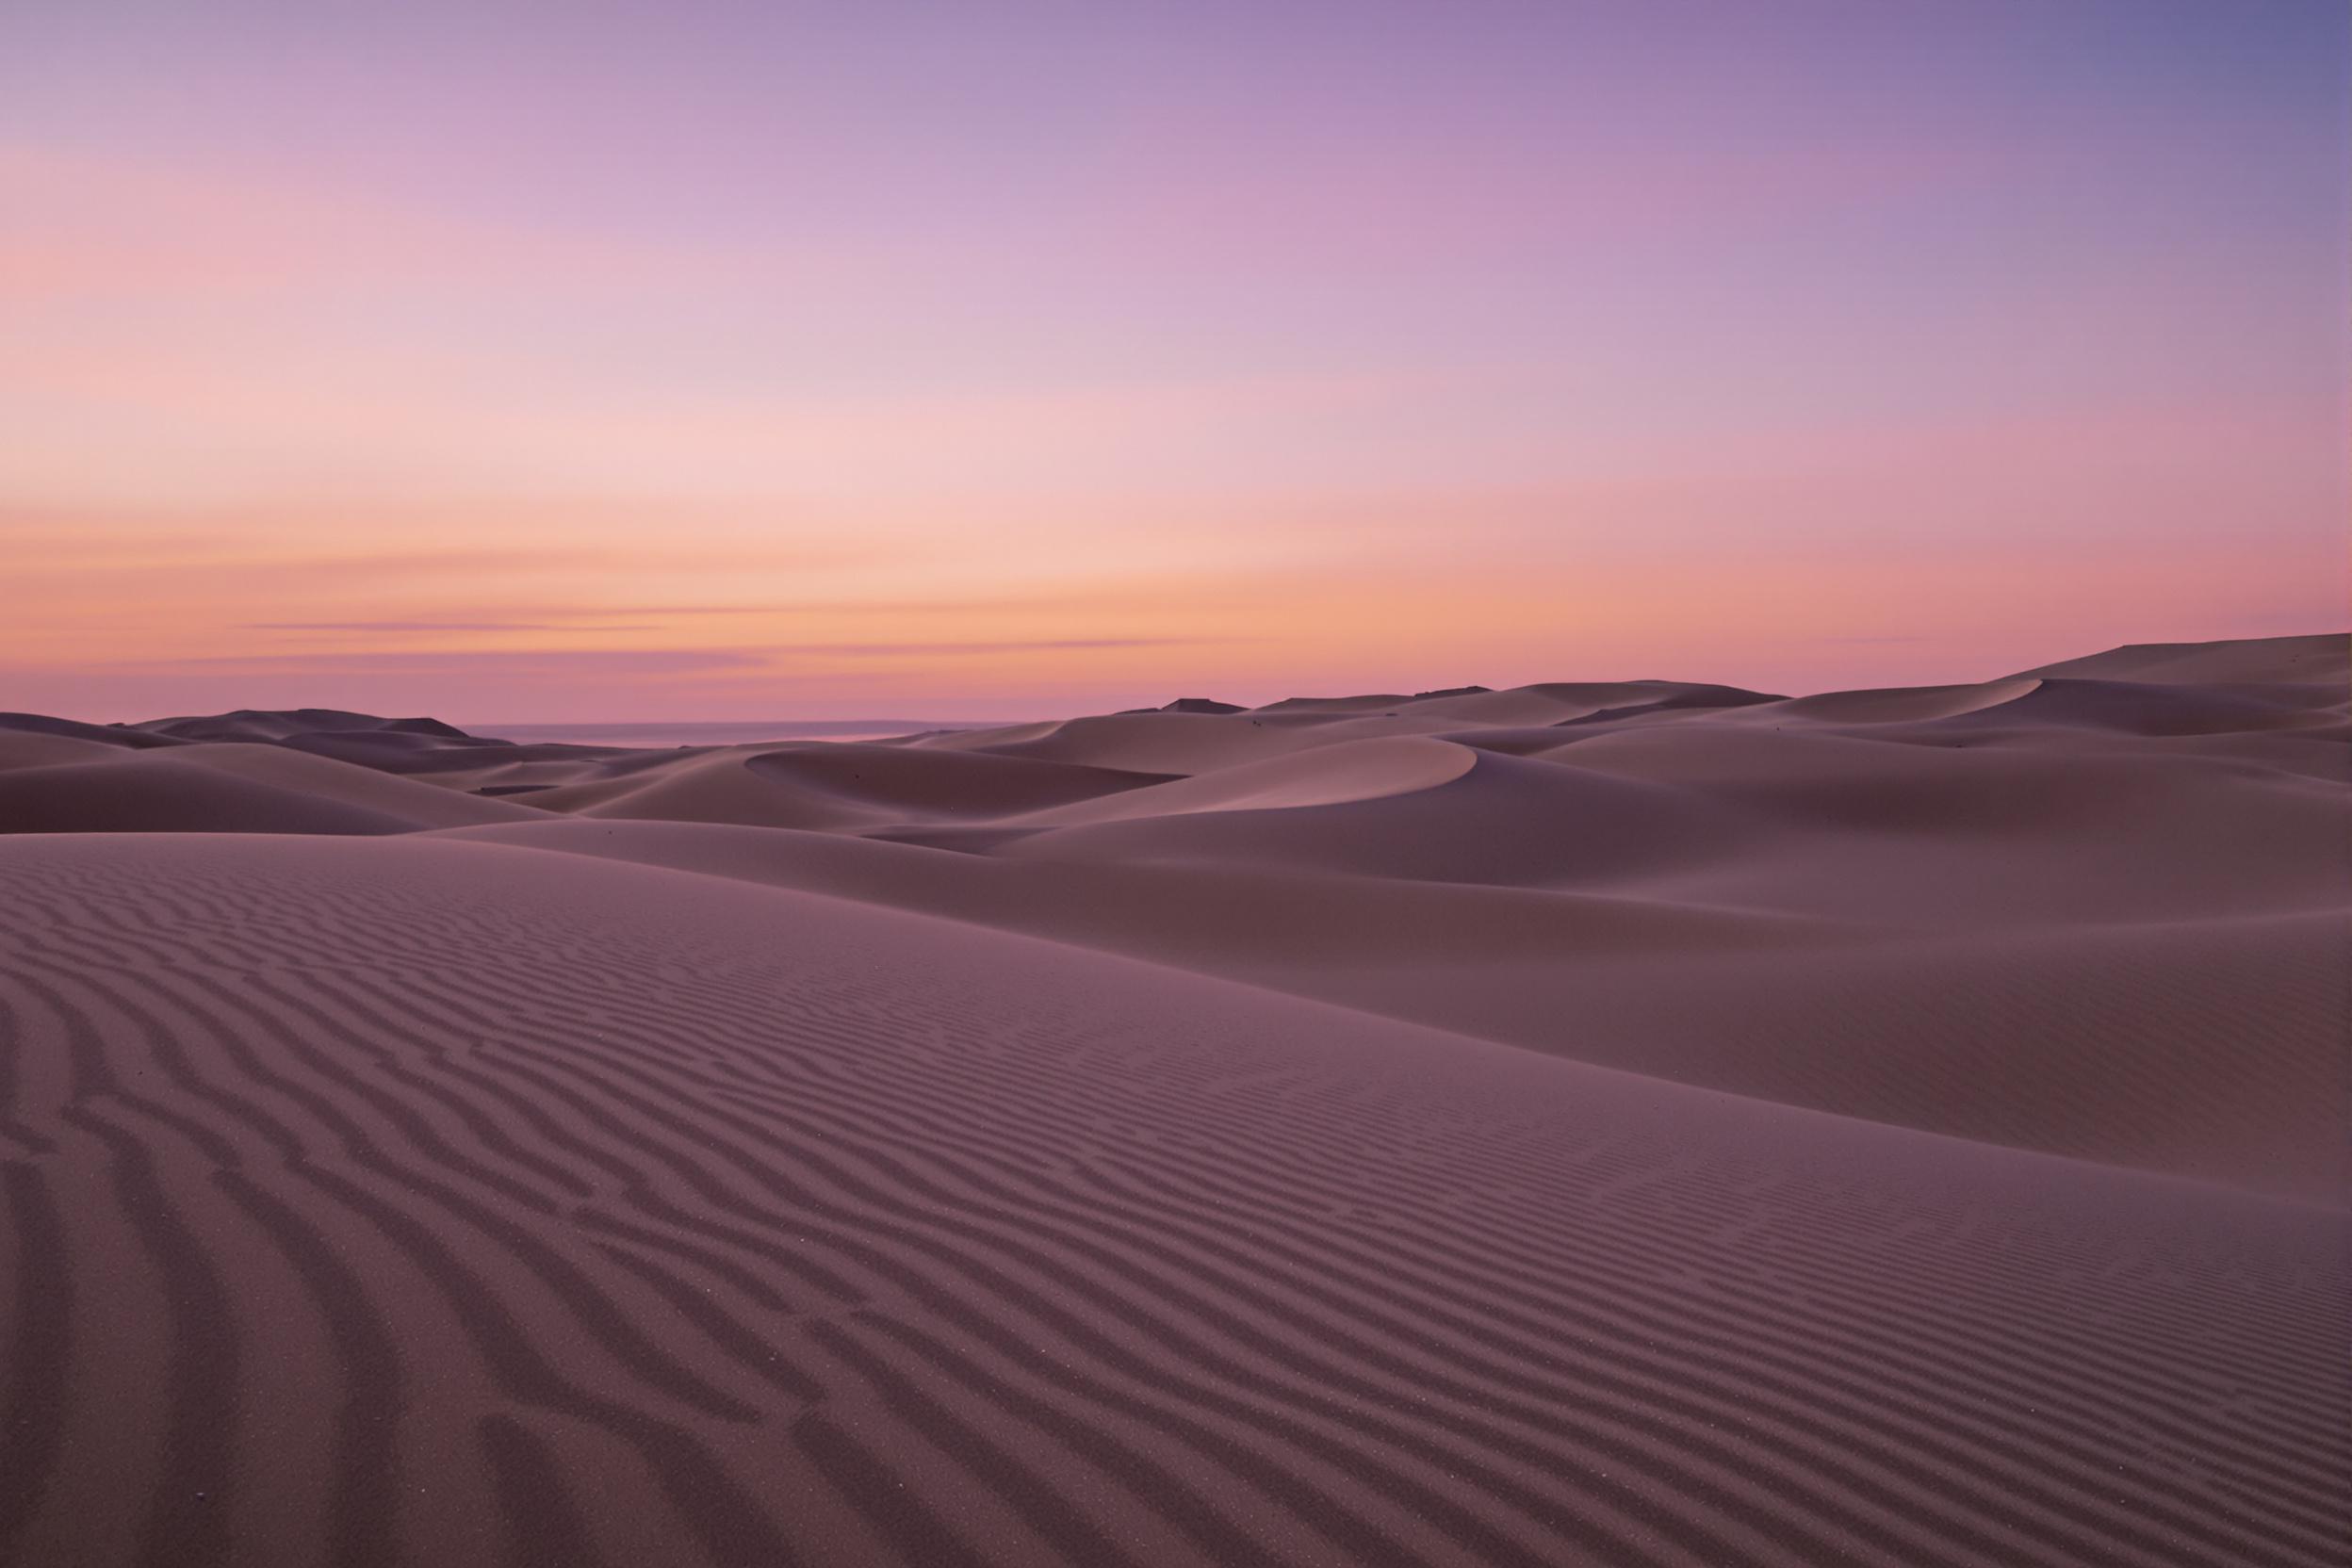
[0, 632, 2344, 1567]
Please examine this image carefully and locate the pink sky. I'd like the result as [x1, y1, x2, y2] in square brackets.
[4, 1, 2344, 722]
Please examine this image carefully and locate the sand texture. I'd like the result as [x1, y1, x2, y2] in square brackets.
[0, 633, 2344, 1567]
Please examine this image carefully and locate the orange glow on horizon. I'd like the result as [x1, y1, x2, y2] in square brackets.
[6, 6, 2343, 722]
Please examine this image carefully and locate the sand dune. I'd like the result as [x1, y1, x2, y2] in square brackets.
[0, 737, 542, 835]
[923, 710, 1380, 774]
[0, 712, 188, 751]
[424, 813, 2342, 1199]
[1739, 677, 2049, 726]
[1, 632, 2344, 1566]
[992, 744, 1765, 887]
[504, 744, 1173, 832]
[744, 744, 1179, 818]
[0, 730, 138, 773]
[2011, 631, 2348, 686]
[0, 754, 428, 835]
[132, 706, 478, 744]
[1004, 736, 1478, 826]
[1, 834, 2342, 1568]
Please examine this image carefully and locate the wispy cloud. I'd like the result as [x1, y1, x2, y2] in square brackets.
[133, 648, 763, 678]
[771, 638, 1221, 657]
[580, 605, 784, 616]
[587, 601, 1070, 617]
[242, 620, 655, 632]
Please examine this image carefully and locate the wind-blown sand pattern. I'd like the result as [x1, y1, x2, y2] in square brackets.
[1, 634, 2345, 1567]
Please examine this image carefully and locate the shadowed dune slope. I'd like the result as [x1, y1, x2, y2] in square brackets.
[514, 745, 1173, 831]
[1003, 736, 1477, 826]
[519, 748, 883, 829]
[431, 816, 1852, 967]
[0, 732, 139, 773]
[1736, 678, 2049, 727]
[0, 714, 186, 751]
[0, 754, 436, 836]
[145, 744, 547, 830]
[923, 711, 1380, 774]
[1312, 907, 2351, 1200]
[0, 741, 542, 835]
[133, 708, 477, 744]
[743, 743, 1179, 817]
[0, 832, 2344, 1568]
[1536, 726, 2349, 921]
[1925, 678, 2341, 738]
[994, 746, 1770, 886]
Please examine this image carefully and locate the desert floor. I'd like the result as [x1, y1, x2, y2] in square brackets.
[1, 632, 2344, 1567]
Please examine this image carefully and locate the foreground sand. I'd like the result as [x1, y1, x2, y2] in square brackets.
[0, 634, 2344, 1566]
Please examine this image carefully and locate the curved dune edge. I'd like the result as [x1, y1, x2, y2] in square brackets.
[1743, 678, 2046, 726]
[0, 731, 132, 773]
[2011, 631, 2348, 685]
[988, 746, 1774, 893]
[0, 832, 2342, 1568]
[1004, 736, 1480, 826]
[0, 744, 541, 835]
[923, 710, 1446, 775]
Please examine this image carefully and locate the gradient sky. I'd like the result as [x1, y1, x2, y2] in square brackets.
[5, 0, 2345, 722]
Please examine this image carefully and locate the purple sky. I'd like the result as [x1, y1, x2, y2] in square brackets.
[5, 1, 2344, 720]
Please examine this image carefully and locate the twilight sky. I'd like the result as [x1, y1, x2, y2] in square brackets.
[5, 0, 2345, 722]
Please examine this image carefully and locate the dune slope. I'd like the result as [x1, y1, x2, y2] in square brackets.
[0, 833, 2342, 1568]
[1, 631, 2344, 1567]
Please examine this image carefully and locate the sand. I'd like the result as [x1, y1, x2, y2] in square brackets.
[0, 634, 2344, 1567]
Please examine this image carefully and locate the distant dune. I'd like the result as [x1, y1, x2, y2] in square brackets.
[0, 633, 2344, 1568]
[478, 719, 1015, 748]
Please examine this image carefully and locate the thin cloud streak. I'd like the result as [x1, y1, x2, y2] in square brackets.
[2, 2, 2338, 717]
[242, 620, 657, 632]
[122, 649, 765, 677]
[769, 638, 1223, 657]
